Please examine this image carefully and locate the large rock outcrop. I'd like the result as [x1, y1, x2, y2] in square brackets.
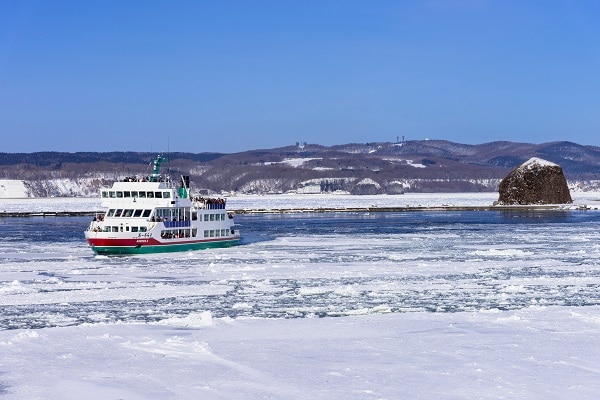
[350, 178, 382, 195]
[498, 157, 572, 205]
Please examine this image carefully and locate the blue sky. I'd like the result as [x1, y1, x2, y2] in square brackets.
[1, 1, 599, 153]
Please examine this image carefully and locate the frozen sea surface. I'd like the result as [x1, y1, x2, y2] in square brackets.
[1, 194, 600, 399]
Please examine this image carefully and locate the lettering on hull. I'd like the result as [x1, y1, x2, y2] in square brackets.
[90, 238, 241, 255]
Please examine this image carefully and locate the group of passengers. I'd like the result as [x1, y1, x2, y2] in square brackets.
[150, 216, 172, 222]
[122, 175, 169, 183]
[191, 196, 226, 209]
[160, 230, 190, 239]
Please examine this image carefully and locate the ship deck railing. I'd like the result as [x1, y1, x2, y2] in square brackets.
[164, 220, 191, 228]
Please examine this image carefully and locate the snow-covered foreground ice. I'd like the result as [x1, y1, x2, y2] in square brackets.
[2, 307, 600, 399]
[1, 194, 600, 398]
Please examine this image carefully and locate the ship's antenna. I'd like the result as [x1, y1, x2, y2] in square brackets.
[167, 136, 172, 184]
[149, 143, 154, 181]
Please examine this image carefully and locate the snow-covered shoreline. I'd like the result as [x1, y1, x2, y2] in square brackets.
[1, 192, 600, 214]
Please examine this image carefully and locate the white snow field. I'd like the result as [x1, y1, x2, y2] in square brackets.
[1, 193, 600, 399]
[0, 191, 599, 213]
[2, 308, 600, 399]
[0, 180, 28, 199]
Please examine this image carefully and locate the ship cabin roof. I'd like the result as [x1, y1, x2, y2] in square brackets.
[101, 181, 190, 208]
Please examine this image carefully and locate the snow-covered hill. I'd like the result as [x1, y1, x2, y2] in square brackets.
[1, 177, 600, 199]
[0, 180, 27, 198]
[2, 140, 600, 196]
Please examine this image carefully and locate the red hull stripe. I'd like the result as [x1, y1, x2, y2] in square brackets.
[87, 237, 237, 247]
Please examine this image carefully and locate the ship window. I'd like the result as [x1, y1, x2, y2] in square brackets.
[147, 192, 154, 198]
[163, 192, 170, 198]
[210, 214, 215, 221]
[220, 213, 225, 221]
[204, 214, 209, 221]
[123, 209, 134, 217]
[133, 209, 143, 217]
[112, 226, 119, 232]
[222, 229, 227, 236]
[109, 191, 116, 198]
[107, 209, 115, 217]
[204, 230, 209, 237]
[102, 191, 108, 198]
[123, 191, 131, 198]
[139, 226, 147, 232]
[155, 191, 162, 198]
[215, 229, 221, 237]
[114, 209, 123, 217]
[138, 191, 146, 198]
[102, 226, 110, 232]
[210, 230, 215, 237]
[142, 210, 151, 218]
[131, 227, 138, 232]
[131, 191, 138, 197]
[191, 212, 197, 220]
[192, 228, 197, 237]
[116, 191, 123, 198]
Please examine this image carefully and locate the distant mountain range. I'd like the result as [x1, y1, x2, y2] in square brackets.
[1, 140, 599, 197]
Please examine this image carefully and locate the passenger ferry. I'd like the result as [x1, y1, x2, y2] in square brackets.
[85, 155, 240, 255]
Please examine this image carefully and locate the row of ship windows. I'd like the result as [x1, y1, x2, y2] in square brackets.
[103, 209, 226, 221]
[204, 229, 232, 237]
[107, 209, 152, 218]
[97, 226, 232, 237]
[102, 191, 171, 199]
[160, 229, 232, 239]
[204, 213, 227, 221]
[100, 226, 149, 233]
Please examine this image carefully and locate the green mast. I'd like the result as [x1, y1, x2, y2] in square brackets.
[149, 155, 165, 182]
